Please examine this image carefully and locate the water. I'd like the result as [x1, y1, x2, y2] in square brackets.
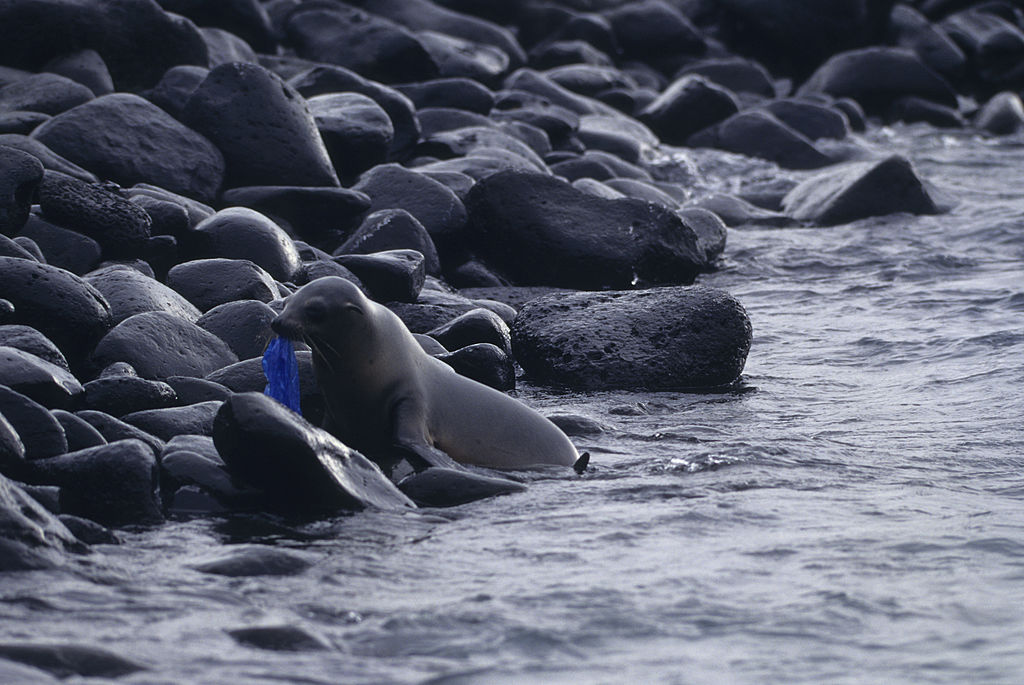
[2, 125, 1023, 684]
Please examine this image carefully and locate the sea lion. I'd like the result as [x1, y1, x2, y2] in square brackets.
[270, 277, 581, 471]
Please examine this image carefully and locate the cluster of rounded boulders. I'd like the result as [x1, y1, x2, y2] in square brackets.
[0, 0, 1013, 557]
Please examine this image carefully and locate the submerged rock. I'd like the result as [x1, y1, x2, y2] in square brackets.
[0, 642, 145, 679]
[512, 286, 752, 390]
[213, 392, 414, 513]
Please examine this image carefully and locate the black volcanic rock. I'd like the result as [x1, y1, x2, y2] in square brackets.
[0, 385, 66, 464]
[0, 346, 82, 410]
[167, 258, 279, 312]
[0, 145, 43, 236]
[190, 208, 302, 283]
[84, 265, 201, 325]
[0, 472, 83, 571]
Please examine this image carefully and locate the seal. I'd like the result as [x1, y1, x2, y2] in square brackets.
[271, 277, 581, 470]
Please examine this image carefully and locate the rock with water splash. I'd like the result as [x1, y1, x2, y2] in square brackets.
[782, 155, 940, 226]
[512, 286, 752, 390]
[0, 472, 84, 571]
[213, 392, 414, 513]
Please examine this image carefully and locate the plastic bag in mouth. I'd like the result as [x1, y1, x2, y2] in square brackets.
[262, 336, 302, 415]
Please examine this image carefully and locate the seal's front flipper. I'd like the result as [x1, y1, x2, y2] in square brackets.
[394, 439, 463, 472]
[573, 452, 590, 474]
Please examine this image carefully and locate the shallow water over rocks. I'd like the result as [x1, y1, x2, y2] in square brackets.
[1, 125, 1022, 684]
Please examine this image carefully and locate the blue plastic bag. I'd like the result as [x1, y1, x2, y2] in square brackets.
[262, 336, 302, 415]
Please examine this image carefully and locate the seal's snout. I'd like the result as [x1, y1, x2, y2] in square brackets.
[271, 315, 298, 339]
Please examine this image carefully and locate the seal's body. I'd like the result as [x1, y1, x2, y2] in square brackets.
[272, 277, 579, 470]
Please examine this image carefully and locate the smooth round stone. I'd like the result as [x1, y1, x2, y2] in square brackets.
[332, 250, 425, 304]
[51, 409, 107, 452]
[0, 144, 43, 236]
[43, 49, 115, 96]
[191, 208, 302, 283]
[0, 73, 93, 115]
[165, 376, 231, 406]
[426, 308, 511, 357]
[220, 185, 371, 244]
[84, 264, 201, 325]
[0, 385, 66, 462]
[18, 215, 102, 275]
[687, 111, 832, 170]
[196, 300, 277, 361]
[334, 209, 441, 276]
[32, 94, 225, 204]
[0, 325, 69, 371]
[200, 26, 258, 67]
[308, 92, 394, 184]
[123, 401, 223, 441]
[166, 258, 279, 312]
[0, 134, 97, 182]
[396, 78, 494, 114]
[189, 545, 314, 577]
[0, 346, 83, 410]
[145, 64, 209, 119]
[436, 342, 514, 391]
[74, 410, 164, 457]
[352, 163, 468, 241]
[82, 375, 178, 418]
[0, 473, 83, 571]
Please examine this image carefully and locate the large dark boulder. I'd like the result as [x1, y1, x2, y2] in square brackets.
[32, 94, 224, 204]
[221, 185, 370, 245]
[336, 209, 441, 276]
[213, 392, 414, 513]
[782, 155, 940, 225]
[0, 145, 43, 236]
[0, 472, 83, 571]
[90, 311, 237, 380]
[0, 325, 68, 371]
[0, 257, 112, 369]
[18, 214, 102, 275]
[22, 439, 163, 526]
[285, 3, 439, 84]
[166, 258, 279, 312]
[688, 111, 832, 170]
[797, 47, 958, 115]
[181, 62, 339, 190]
[84, 265, 201, 325]
[0, 0, 209, 91]
[512, 286, 752, 390]
[466, 170, 704, 288]
[638, 75, 740, 146]
[307, 93, 394, 184]
[0, 385, 66, 464]
[352, 163, 468, 242]
[196, 300, 276, 361]
[0, 73, 93, 116]
[0, 346, 82, 410]
[82, 375, 177, 418]
[123, 401, 222, 441]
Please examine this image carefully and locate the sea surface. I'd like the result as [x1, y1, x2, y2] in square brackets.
[1, 125, 1022, 684]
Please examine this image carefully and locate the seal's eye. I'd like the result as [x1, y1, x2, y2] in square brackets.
[304, 301, 327, 323]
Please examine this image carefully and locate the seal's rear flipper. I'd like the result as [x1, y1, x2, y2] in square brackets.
[573, 452, 590, 474]
[394, 440, 464, 472]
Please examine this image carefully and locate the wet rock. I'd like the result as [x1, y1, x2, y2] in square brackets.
[221, 186, 370, 248]
[190, 545, 313, 577]
[0, 134, 97, 182]
[545, 65, 637, 99]
[797, 47, 958, 115]
[285, 3, 438, 84]
[0, 257, 112, 369]
[157, 0, 276, 53]
[11, 236, 43, 262]
[336, 209, 441, 277]
[0, 346, 82, 410]
[190, 208, 302, 283]
[677, 207, 728, 264]
[0, 386, 66, 465]
[465, 169, 704, 288]
[688, 111, 832, 170]
[227, 625, 330, 652]
[427, 308, 511, 357]
[82, 375, 177, 418]
[0, 111, 49, 135]
[575, 114, 651, 164]
[333, 250, 425, 304]
[50, 409, 106, 451]
[941, 9, 1024, 90]
[44, 49, 114, 96]
[165, 376, 231, 405]
[205, 353, 323, 422]
[603, 0, 705, 64]
[546, 413, 608, 438]
[36, 171, 151, 258]
[200, 27, 257, 68]
[398, 467, 525, 508]
[0, 0, 208, 92]
[361, 0, 526, 68]
[528, 40, 614, 71]
[504, 69, 615, 118]
[144, 64, 208, 119]
[161, 450, 251, 512]
[0, 408, 25, 472]
[419, 30, 510, 82]
[396, 78, 494, 114]
[888, 4, 966, 79]
[123, 401, 222, 441]
[889, 96, 964, 128]
[167, 258, 279, 312]
[0, 325, 68, 372]
[213, 392, 414, 513]
[22, 439, 163, 527]
[58, 514, 120, 545]
[762, 99, 850, 140]
[782, 155, 940, 226]
[84, 265, 200, 326]
[0, 472, 83, 571]
[419, 125, 547, 170]
[0, 642, 143, 679]
[0, 73, 93, 116]
[0, 145, 43, 236]
[437, 343, 514, 392]
[126, 184, 214, 228]
[0, 234, 39, 261]
[975, 91, 1024, 134]
[90, 311, 238, 381]
[75, 410, 164, 457]
[196, 300, 276, 362]
[513, 286, 752, 390]
[418, 108, 491, 137]
[353, 164, 468, 242]
[490, 92, 579, 146]
[181, 62, 339, 190]
[18, 214, 101, 275]
[308, 93, 394, 184]
[32, 94, 224, 203]
[675, 57, 775, 98]
[288, 64, 420, 158]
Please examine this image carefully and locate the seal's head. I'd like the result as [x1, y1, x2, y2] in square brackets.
[271, 277, 370, 356]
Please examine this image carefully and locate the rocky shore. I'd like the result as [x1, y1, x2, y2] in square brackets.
[0, 0, 1019, 586]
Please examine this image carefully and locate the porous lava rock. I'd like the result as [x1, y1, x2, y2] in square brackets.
[166, 258, 279, 312]
[0, 145, 43, 236]
[196, 300, 276, 362]
[0, 346, 82, 409]
[190, 208, 302, 283]
[512, 286, 752, 390]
